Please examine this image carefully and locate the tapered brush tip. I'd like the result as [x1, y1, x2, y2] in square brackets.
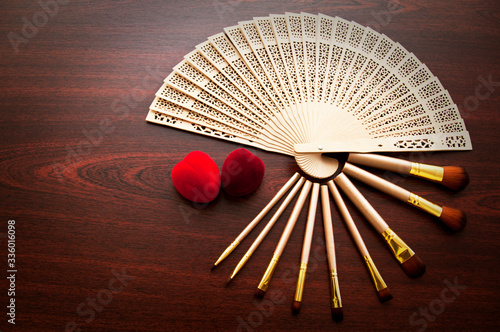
[291, 301, 301, 315]
[224, 277, 233, 287]
[210, 264, 217, 271]
[377, 287, 393, 303]
[401, 254, 426, 278]
[331, 307, 344, 322]
[255, 288, 266, 298]
[439, 206, 467, 232]
[441, 166, 469, 191]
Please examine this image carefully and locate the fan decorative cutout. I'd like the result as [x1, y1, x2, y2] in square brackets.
[147, 12, 471, 320]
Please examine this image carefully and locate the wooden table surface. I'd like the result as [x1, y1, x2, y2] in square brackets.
[1, 0, 499, 331]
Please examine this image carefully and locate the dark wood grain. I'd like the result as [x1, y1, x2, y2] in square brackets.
[1, 0, 499, 331]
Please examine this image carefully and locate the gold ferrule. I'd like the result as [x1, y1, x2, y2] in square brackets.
[257, 254, 280, 292]
[214, 240, 240, 266]
[230, 251, 253, 279]
[410, 163, 444, 182]
[294, 263, 308, 302]
[381, 228, 415, 264]
[364, 255, 387, 291]
[329, 269, 342, 309]
[407, 193, 443, 218]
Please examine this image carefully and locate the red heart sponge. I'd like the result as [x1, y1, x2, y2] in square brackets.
[221, 148, 265, 197]
[171, 151, 220, 203]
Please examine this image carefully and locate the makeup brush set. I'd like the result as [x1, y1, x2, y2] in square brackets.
[146, 12, 471, 321]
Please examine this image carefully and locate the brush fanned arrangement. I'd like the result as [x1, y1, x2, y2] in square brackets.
[146, 12, 471, 320]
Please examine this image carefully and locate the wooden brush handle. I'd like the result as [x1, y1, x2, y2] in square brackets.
[216, 173, 301, 267]
[343, 163, 410, 202]
[321, 185, 343, 311]
[237, 172, 301, 242]
[328, 181, 389, 296]
[343, 163, 452, 219]
[248, 177, 306, 254]
[228, 177, 307, 281]
[326, 181, 369, 257]
[301, 183, 320, 264]
[334, 173, 389, 234]
[275, 180, 312, 256]
[320, 185, 337, 270]
[348, 153, 454, 188]
[348, 153, 412, 174]
[293, 183, 318, 305]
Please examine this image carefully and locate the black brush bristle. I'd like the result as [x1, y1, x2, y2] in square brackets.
[291, 301, 301, 315]
[224, 277, 233, 287]
[377, 287, 393, 303]
[255, 288, 266, 298]
[331, 307, 344, 322]
[401, 254, 426, 278]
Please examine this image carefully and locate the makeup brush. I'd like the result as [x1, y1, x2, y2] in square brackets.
[292, 183, 320, 315]
[348, 153, 469, 191]
[320, 185, 344, 321]
[212, 172, 301, 270]
[256, 180, 313, 298]
[327, 181, 392, 303]
[343, 163, 466, 232]
[225, 177, 306, 286]
[334, 173, 426, 278]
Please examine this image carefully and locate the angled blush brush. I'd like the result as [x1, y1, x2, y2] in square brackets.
[255, 180, 313, 298]
[292, 183, 320, 315]
[343, 163, 467, 232]
[334, 173, 426, 278]
[212, 172, 301, 270]
[327, 181, 392, 303]
[225, 176, 306, 286]
[320, 185, 344, 321]
[348, 153, 469, 192]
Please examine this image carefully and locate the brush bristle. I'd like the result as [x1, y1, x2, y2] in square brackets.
[291, 300, 301, 315]
[210, 264, 217, 271]
[377, 287, 393, 303]
[439, 206, 467, 232]
[441, 166, 469, 191]
[331, 307, 344, 322]
[255, 288, 266, 298]
[401, 254, 426, 278]
[224, 277, 233, 287]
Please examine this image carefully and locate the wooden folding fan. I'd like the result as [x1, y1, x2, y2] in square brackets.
[146, 12, 471, 320]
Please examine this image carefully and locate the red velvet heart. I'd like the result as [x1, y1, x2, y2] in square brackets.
[171, 151, 220, 203]
[221, 148, 265, 197]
